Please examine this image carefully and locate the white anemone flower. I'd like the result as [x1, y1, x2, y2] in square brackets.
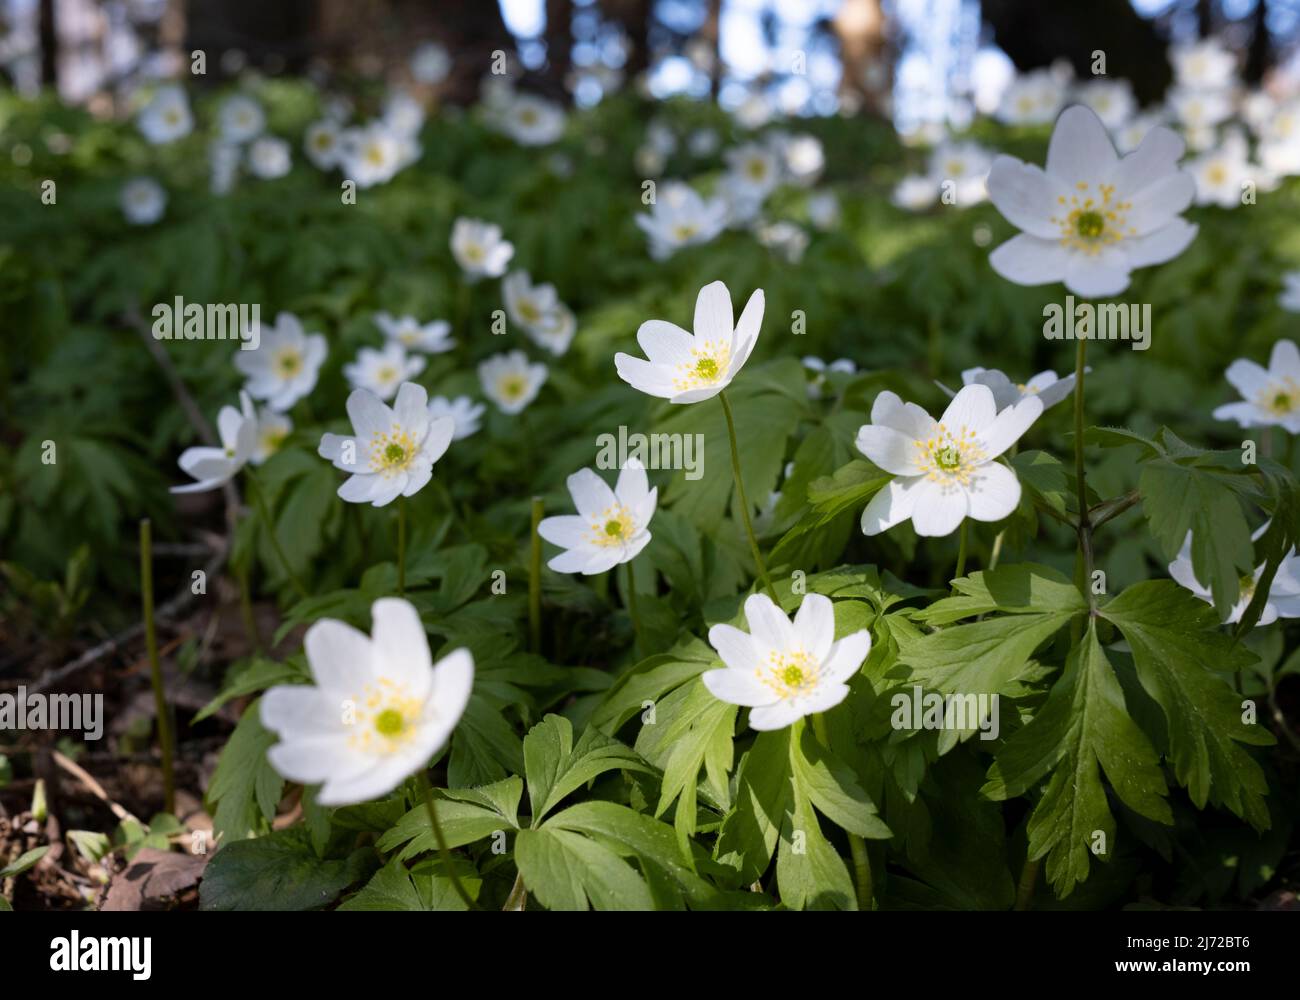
[120, 177, 166, 225]
[856, 385, 1043, 537]
[382, 91, 425, 138]
[341, 122, 412, 188]
[304, 119, 343, 169]
[1171, 38, 1238, 91]
[986, 105, 1198, 298]
[262, 598, 473, 806]
[807, 191, 840, 230]
[1114, 110, 1169, 155]
[373, 312, 454, 354]
[171, 391, 257, 494]
[892, 174, 938, 211]
[537, 459, 657, 574]
[344, 343, 426, 401]
[253, 408, 292, 465]
[1188, 131, 1253, 207]
[996, 69, 1068, 125]
[703, 593, 871, 731]
[411, 42, 452, 85]
[219, 94, 266, 143]
[318, 382, 454, 506]
[1167, 87, 1234, 134]
[527, 304, 576, 356]
[937, 366, 1082, 412]
[502, 271, 562, 335]
[247, 136, 291, 179]
[1168, 530, 1300, 626]
[1074, 78, 1136, 130]
[1212, 339, 1300, 432]
[499, 94, 566, 146]
[137, 85, 192, 145]
[478, 350, 548, 414]
[1281, 272, 1300, 312]
[634, 181, 728, 260]
[234, 312, 327, 413]
[724, 142, 781, 201]
[427, 395, 485, 440]
[210, 142, 240, 195]
[451, 217, 514, 280]
[615, 280, 763, 405]
[928, 141, 994, 207]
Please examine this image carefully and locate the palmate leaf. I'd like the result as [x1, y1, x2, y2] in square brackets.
[1100, 581, 1274, 830]
[338, 857, 482, 911]
[771, 460, 892, 569]
[206, 699, 285, 844]
[376, 776, 524, 862]
[897, 565, 1084, 698]
[982, 622, 1172, 898]
[522, 714, 654, 825]
[200, 827, 376, 911]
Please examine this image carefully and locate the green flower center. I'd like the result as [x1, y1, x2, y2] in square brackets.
[604, 519, 624, 538]
[384, 443, 406, 464]
[781, 664, 805, 688]
[695, 357, 718, 379]
[1274, 392, 1291, 412]
[1075, 210, 1105, 239]
[935, 445, 961, 470]
[374, 708, 404, 737]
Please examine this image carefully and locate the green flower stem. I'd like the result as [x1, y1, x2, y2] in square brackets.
[397, 495, 407, 597]
[1014, 857, 1041, 911]
[987, 530, 1005, 573]
[954, 521, 969, 582]
[529, 496, 543, 654]
[245, 468, 308, 599]
[812, 713, 872, 911]
[1072, 338, 1096, 612]
[720, 390, 779, 605]
[140, 519, 175, 815]
[416, 770, 478, 910]
[625, 558, 643, 650]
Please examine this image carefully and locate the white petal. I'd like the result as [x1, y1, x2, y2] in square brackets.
[393, 382, 430, 436]
[708, 622, 761, 673]
[346, 388, 392, 438]
[798, 680, 852, 716]
[636, 320, 694, 366]
[304, 617, 373, 693]
[979, 395, 1043, 459]
[1270, 339, 1300, 377]
[701, 667, 772, 707]
[1125, 171, 1196, 235]
[870, 391, 938, 439]
[860, 477, 922, 536]
[615, 353, 676, 399]
[428, 647, 474, 728]
[1046, 105, 1118, 188]
[940, 384, 998, 433]
[728, 288, 765, 375]
[989, 234, 1071, 287]
[856, 424, 923, 475]
[743, 593, 794, 652]
[1123, 219, 1198, 269]
[792, 593, 835, 663]
[1110, 125, 1185, 197]
[1064, 251, 1131, 298]
[965, 461, 1023, 523]
[693, 280, 734, 341]
[822, 631, 871, 685]
[422, 416, 455, 465]
[909, 478, 969, 537]
[567, 468, 617, 519]
[548, 547, 595, 574]
[747, 699, 808, 731]
[985, 155, 1065, 238]
[338, 473, 385, 504]
[614, 459, 651, 511]
[370, 598, 433, 700]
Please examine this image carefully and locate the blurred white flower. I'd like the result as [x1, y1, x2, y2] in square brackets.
[687, 127, 720, 157]
[1075, 78, 1136, 130]
[219, 94, 266, 143]
[928, 140, 993, 206]
[341, 122, 414, 188]
[137, 85, 192, 144]
[171, 392, 256, 494]
[1168, 529, 1300, 626]
[1188, 130, 1254, 208]
[451, 217, 514, 279]
[755, 220, 809, 264]
[1281, 272, 1300, 312]
[428, 395, 485, 440]
[253, 408, 292, 465]
[304, 119, 343, 169]
[120, 177, 166, 225]
[996, 69, 1068, 125]
[1171, 38, 1237, 92]
[247, 136, 291, 179]
[374, 312, 454, 354]
[1167, 87, 1233, 133]
[383, 91, 425, 138]
[411, 42, 452, 85]
[497, 93, 565, 146]
[344, 343, 426, 401]
[807, 190, 840, 230]
[634, 181, 728, 260]
[479, 350, 548, 414]
[234, 311, 327, 412]
[891, 174, 937, 211]
[725, 142, 782, 202]
[210, 142, 240, 195]
[1113, 110, 1168, 155]
[937, 366, 1081, 412]
[1213, 339, 1300, 432]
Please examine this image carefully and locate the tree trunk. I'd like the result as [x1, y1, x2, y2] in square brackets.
[833, 0, 888, 115]
[39, 0, 58, 90]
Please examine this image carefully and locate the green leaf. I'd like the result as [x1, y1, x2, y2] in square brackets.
[792, 724, 891, 840]
[715, 728, 792, 884]
[376, 776, 523, 861]
[1011, 449, 1069, 517]
[635, 677, 736, 853]
[338, 856, 481, 911]
[194, 656, 309, 723]
[983, 621, 1172, 898]
[200, 828, 375, 911]
[1138, 459, 1254, 616]
[0, 845, 48, 879]
[771, 460, 891, 567]
[514, 825, 654, 910]
[522, 714, 651, 825]
[206, 699, 285, 843]
[1100, 581, 1273, 830]
[914, 563, 1085, 625]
